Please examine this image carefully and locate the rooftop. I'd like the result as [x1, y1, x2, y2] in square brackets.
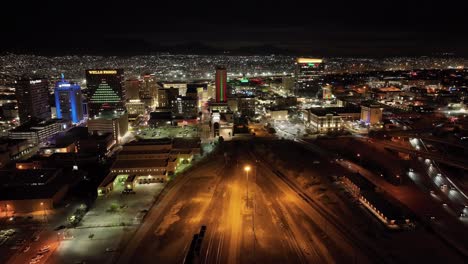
[0, 169, 60, 187]
[345, 173, 375, 191]
[309, 106, 360, 116]
[361, 191, 407, 220]
[11, 119, 65, 132]
[90, 111, 126, 120]
[112, 159, 168, 169]
[173, 138, 201, 149]
[0, 168, 70, 200]
[126, 138, 172, 146]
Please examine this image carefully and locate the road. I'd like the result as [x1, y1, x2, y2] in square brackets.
[116, 141, 373, 263]
[297, 138, 468, 259]
[379, 140, 468, 170]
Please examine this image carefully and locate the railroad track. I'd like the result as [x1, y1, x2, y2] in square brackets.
[251, 151, 391, 264]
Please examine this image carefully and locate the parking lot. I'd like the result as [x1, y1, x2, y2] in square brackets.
[136, 125, 199, 139]
[46, 182, 165, 264]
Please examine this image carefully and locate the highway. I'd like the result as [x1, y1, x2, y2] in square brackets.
[116, 141, 374, 263]
[379, 140, 468, 170]
[297, 137, 468, 260]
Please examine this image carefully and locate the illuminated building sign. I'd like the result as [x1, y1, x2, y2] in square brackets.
[297, 58, 323, 64]
[59, 83, 71, 87]
[87, 70, 118, 75]
[30, 80, 42, 84]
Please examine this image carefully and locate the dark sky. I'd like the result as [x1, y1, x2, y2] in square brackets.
[1, 0, 467, 56]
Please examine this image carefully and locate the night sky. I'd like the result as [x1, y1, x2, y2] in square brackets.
[1, 0, 467, 56]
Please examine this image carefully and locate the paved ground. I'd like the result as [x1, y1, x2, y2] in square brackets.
[45, 183, 165, 264]
[136, 126, 199, 139]
[116, 141, 374, 264]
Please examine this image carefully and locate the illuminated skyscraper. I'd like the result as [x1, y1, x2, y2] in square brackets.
[141, 74, 159, 107]
[85, 69, 126, 117]
[124, 79, 141, 100]
[215, 66, 227, 102]
[15, 77, 51, 124]
[295, 58, 325, 96]
[54, 75, 83, 124]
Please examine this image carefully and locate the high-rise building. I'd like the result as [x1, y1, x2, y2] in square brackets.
[157, 88, 179, 108]
[141, 74, 159, 107]
[15, 77, 51, 124]
[295, 58, 325, 96]
[171, 96, 198, 119]
[215, 66, 227, 102]
[162, 81, 187, 96]
[124, 79, 141, 100]
[85, 69, 126, 117]
[54, 76, 84, 124]
[126, 99, 146, 115]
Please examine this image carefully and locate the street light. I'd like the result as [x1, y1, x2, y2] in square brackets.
[40, 202, 47, 223]
[5, 204, 9, 217]
[244, 166, 251, 207]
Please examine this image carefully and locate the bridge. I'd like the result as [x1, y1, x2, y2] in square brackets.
[371, 129, 468, 150]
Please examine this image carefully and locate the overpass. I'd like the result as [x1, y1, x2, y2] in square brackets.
[371, 129, 468, 150]
[390, 134, 468, 150]
[380, 141, 468, 171]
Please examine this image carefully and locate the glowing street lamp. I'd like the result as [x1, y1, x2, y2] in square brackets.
[40, 202, 47, 222]
[244, 166, 251, 205]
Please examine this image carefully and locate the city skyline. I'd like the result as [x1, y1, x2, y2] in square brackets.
[1, 1, 468, 263]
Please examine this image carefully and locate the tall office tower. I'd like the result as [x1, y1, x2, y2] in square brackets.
[124, 79, 141, 100]
[141, 74, 159, 107]
[85, 69, 126, 117]
[15, 77, 51, 124]
[215, 66, 227, 102]
[157, 88, 179, 108]
[294, 58, 325, 97]
[54, 75, 84, 124]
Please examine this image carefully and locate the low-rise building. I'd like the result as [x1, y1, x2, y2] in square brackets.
[148, 111, 173, 127]
[307, 110, 343, 133]
[8, 119, 70, 146]
[40, 142, 76, 157]
[269, 109, 288, 121]
[360, 102, 383, 125]
[341, 173, 410, 228]
[0, 138, 30, 166]
[76, 133, 114, 158]
[0, 168, 70, 213]
[87, 111, 128, 144]
[98, 137, 201, 195]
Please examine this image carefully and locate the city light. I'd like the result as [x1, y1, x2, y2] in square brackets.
[2, 12, 468, 263]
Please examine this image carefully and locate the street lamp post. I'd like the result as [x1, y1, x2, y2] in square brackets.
[244, 165, 251, 208]
[40, 202, 47, 223]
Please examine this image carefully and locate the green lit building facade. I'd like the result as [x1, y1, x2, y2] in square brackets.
[85, 69, 126, 117]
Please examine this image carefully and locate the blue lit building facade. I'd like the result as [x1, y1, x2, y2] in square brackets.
[54, 78, 84, 124]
